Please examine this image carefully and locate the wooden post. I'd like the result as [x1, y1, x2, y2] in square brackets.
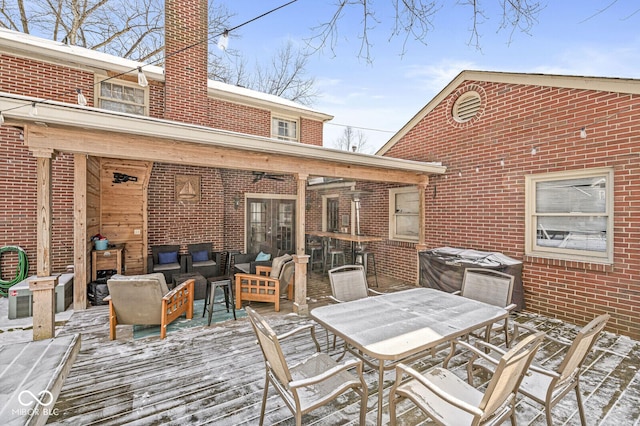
[416, 179, 429, 285]
[294, 173, 309, 315]
[34, 151, 54, 277]
[29, 276, 58, 340]
[74, 153, 88, 310]
[31, 146, 58, 340]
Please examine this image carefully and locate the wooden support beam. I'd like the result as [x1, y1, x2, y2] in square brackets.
[26, 126, 433, 184]
[29, 276, 58, 340]
[294, 174, 309, 315]
[416, 181, 428, 285]
[74, 154, 88, 310]
[34, 152, 53, 277]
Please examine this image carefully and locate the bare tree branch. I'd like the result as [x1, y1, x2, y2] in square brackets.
[334, 126, 369, 152]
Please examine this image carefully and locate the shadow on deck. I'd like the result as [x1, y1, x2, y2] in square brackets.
[46, 272, 639, 425]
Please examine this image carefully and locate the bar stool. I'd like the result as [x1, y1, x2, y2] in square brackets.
[204, 278, 235, 325]
[354, 250, 378, 287]
[307, 243, 324, 272]
[324, 238, 345, 273]
[203, 251, 236, 325]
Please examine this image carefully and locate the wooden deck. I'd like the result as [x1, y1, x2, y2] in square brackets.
[47, 272, 639, 425]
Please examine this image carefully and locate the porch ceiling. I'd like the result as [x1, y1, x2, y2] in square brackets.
[1, 93, 446, 184]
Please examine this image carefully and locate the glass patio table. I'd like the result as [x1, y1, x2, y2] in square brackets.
[310, 287, 509, 425]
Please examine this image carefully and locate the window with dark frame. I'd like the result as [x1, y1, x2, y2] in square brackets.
[327, 198, 339, 232]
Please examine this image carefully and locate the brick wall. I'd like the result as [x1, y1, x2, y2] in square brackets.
[0, 127, 76, 275]
[164, 0, 209, 125]
[147, 163, 225, 253]
[209, 98, 271, 136]
[384, 79, 640, 338]
[300, 118, 324, 147]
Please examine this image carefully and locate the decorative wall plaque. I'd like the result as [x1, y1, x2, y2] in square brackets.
[175, 174, 201, 203]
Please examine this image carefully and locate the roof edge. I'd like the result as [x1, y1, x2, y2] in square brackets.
[377, 70, 640, 155]
[0, 92, 445, 176]
[0, 28, 332, 121]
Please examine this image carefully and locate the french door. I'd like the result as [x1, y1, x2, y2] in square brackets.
[246, 197, 296, 254]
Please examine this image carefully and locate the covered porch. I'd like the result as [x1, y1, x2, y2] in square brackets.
[0, 92, 445, 320]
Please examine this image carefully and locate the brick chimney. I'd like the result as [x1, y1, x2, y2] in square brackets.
[164, 0, 209, 125]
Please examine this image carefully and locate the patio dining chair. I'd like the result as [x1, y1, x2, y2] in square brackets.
[327, 264, 384, 351]
[466, 314, 610, 426]
[328, 264, 383, 303]
[246, 307, 368, 426]
[389, 332, 545, 426]
[456, 268, 517, 346]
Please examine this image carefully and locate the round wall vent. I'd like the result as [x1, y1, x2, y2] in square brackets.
[452, 91, 482, 123]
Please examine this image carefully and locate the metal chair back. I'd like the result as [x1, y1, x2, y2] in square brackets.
[328, 265, 368, 302]
[461, 268, 515, 308]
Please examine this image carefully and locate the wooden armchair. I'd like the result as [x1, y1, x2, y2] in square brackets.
[106, 273, 194, 340]
[235, 254, 294, 312]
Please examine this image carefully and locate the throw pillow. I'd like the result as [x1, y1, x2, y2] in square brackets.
[270, 254, 293, 279]
[158, 251, 178, 265]
[255, 251, 271, 261]
[191, 250, 209, 262]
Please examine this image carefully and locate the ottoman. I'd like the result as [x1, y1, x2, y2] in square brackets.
[172, 272, 207, 300]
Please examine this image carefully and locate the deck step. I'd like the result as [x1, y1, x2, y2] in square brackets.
[0, 334, 81, 426]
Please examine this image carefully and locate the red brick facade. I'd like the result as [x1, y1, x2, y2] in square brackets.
[164, 0, 209, 125]
[0, 2, 327, 283]
[383, 76, 640, 338]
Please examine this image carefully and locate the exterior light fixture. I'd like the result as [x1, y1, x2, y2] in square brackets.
[137, 67, 148, 87]
[76, 88, 87, 106]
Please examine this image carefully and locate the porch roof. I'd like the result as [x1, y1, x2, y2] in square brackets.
[0, 92, 446, 184]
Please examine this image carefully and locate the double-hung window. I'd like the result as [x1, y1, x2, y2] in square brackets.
[271, 116, 298, 141]
[389, 186, 419, 241]
[525, 168, 613, 263]
[97, 78, 148, 115]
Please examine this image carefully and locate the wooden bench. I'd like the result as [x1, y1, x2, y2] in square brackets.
[0, 334, 81, 426]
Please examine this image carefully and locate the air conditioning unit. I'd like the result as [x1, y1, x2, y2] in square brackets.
[7, 273, 74, 319]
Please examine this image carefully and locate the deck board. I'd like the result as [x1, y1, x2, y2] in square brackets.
[44, 273, 639, 425]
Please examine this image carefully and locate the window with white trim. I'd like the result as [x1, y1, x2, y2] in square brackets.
[525, 168, 614, 263]
[389, 186, 419, 241]
[271, 116, 298, 141]
[97, 78, 148, 115]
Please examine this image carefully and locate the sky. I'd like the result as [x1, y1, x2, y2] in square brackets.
[224, 1, 640, 153]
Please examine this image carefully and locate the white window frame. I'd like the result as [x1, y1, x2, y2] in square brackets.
[389, 186, 419, 242]
[525, 167, 614, 264]
[271, 115, 299, 142]
[95, 76, 149, 115]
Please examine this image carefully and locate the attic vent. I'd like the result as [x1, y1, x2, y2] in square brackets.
[452, 91, 482, 123]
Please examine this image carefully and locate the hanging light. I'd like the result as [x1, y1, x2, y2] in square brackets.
[217, 30, 229, 51]
[580, 127, 587, 139]
[76, 88, 87, 106]
[137, 67, 148, 87]
[30, 102, 38, 117]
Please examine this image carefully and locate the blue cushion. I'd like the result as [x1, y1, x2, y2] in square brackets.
[158, 251, 178, 265]
[255, 251, 271, 261]
[191, 250, 209, 262]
